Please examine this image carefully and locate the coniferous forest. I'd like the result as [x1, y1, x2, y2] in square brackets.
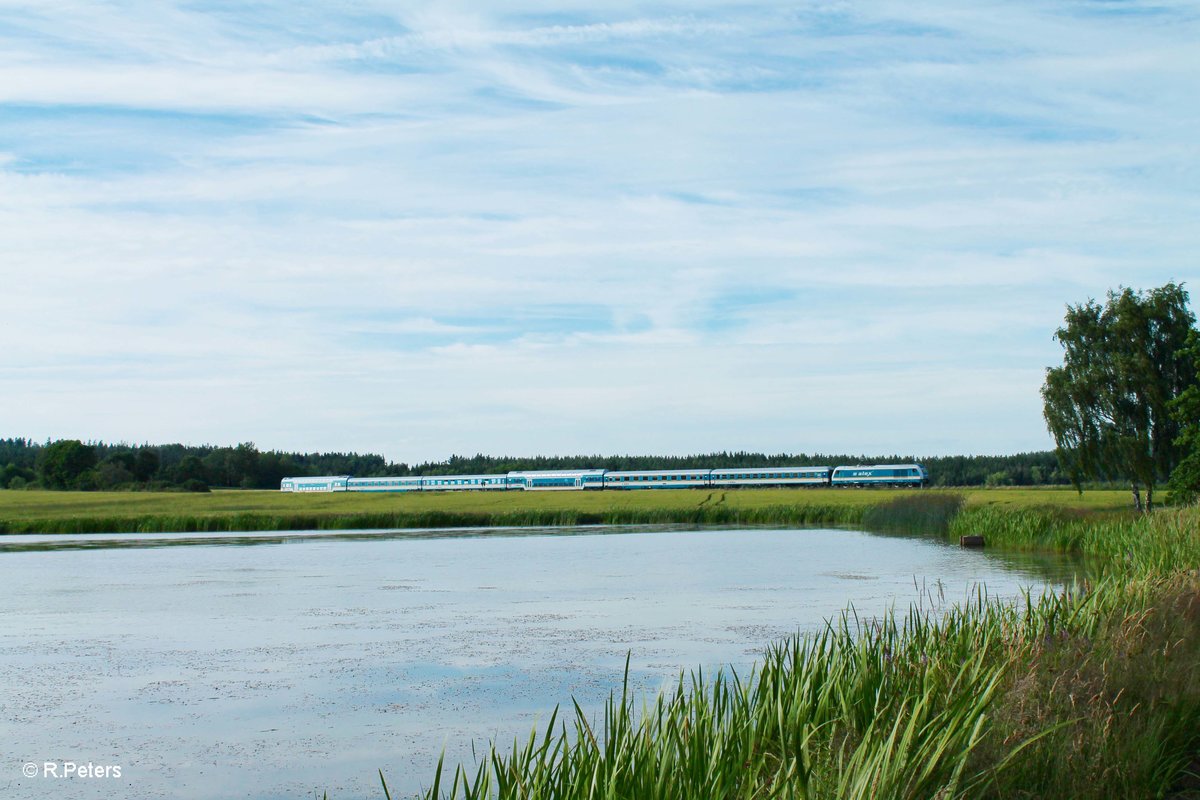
[0, 436, 1071, 492]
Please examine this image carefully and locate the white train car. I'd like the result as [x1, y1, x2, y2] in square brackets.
[709, 466, 831, 488]
[603, 469, 710, 489]
[346, 476, 424, 492]
[421, 474, 511, 491]
[280, 475, 351, 492]
[507, 469, 606, 490]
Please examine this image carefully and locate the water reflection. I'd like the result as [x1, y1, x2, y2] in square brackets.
[0, 525, 1082, 799]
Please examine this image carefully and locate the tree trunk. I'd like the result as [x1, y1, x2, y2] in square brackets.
[1146, 484, 1154, 513]
[1131, 482, 1144, 513]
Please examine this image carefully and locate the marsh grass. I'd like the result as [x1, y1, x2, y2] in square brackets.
[860, 492, 965, 535]
[949, 505, 1198, 575]
[0, 503, 875, 535]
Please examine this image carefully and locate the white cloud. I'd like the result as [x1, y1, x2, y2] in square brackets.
[1, 0, 1197, 460]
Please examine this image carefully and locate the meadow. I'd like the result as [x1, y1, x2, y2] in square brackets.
[0, 485, 1130, 534]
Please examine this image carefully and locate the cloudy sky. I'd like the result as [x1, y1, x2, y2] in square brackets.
[2, 1, 1197, 463]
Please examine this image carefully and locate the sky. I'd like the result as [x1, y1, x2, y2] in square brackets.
[1, 1, 1198, 464]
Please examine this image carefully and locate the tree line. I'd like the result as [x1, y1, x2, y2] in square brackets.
[0, 436, 1072, 492]
[0, 439, 391, 492]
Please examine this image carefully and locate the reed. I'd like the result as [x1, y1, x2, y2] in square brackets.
[948, 505, 1199, 575]
[0, 503, 869, 535]
[860, 492, 965, 535]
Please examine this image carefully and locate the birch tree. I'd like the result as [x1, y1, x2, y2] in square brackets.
[1042, 283, 1196, 511]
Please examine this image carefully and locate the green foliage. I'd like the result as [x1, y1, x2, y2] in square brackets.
[1167, 330, 1200, 505]
[984, 470, 1012, 487]
[1042, 283, 1197, 510]
[1167, 452, 1200, 506]
[0, 461, 35, 489]
[0, 438, 37, 470]
[36, 439, 98, 490]
[133, 449, 159, 482]
[93, 460, 136, 490]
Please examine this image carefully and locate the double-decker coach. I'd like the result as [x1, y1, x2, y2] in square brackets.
[281, 475, 350, 492]
[507, 470, 606, 490]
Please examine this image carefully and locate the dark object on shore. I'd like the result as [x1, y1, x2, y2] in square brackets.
[960, 535, 986, 548]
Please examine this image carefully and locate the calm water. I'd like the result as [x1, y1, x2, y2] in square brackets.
[0, 526, 1080, 799]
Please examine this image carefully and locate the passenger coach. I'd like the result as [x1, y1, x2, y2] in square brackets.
[507, 470, 606, 490]
[603, 469, 709, 489]
[708, 467, 831, 488]
[280, 475, 350, 492]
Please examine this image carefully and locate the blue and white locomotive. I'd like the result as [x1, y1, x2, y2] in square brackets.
[281, 464, 927, 492]
[830, 464, 926, 488]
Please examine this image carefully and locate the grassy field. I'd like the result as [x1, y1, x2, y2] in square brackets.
[0, 486, 1133, 533]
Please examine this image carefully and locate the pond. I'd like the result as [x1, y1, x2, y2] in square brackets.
[0, 525, 1081, 799]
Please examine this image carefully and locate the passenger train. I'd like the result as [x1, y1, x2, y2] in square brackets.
[280, 464, 927, 492]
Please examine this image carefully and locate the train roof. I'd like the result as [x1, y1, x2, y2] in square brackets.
[833, 464, 924, 470]
[710, 466, 830, 473]
[506, 469, 607, 477]
[419, 473, 510, 480]
[605, 469, 711, 477]
[350, 475, 428, 481]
